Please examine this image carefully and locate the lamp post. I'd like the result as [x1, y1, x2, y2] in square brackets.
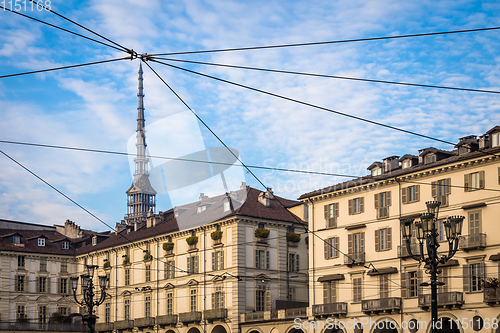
[400, 201, 464, 333]
[70, 265, 109, 333]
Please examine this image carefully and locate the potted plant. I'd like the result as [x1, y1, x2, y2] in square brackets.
[186, 236, 198, 250]
[103, 261, 111, 269]
[211, 230, 223, 245]
[163, 242, 174, 255]
[255, 228, 270, 243]
[143, 253, 152, 261]
[286, 232, 301, 247]
[122, 256, 130, 265]
[484, 277, 499, 301]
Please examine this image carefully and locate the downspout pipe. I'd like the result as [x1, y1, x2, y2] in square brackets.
[394, 176, 404, 329]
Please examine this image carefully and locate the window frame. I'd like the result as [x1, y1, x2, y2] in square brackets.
[38, 238, 45, 247]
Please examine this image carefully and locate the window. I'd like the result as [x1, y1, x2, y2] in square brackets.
[492, 132, 500, 147]
[17, 305, 26, 321]
[18, 256, 25, 268]
[372, 167, 382, 177]
[255, 284, 269, 311]
[255, 249, 270, 270]
[61, 261, 67, 272]
[469, 211, 482, 235]
[402, 185, 420, 204]
[38, 238, 45, 246]
[187, 256, 199, 274]
[62, 241, 69, 250]
[352, 277, 362, 302]
[92, 236, 97, 246]
[58, 307, 67, 316]
[224, 201, 230, 212]
[348, 197, 364, 215]
[145, 265, 151, 282]
[105, 303, 111, 323]
[375, 192, 391, 218]
[145, 296, 151, 317]
[432, 178, 450, 206]
[438, 268, 449, 294]
[402, 159, 412, 169]
[324, 203, 339, 228]
[324, 237, 339, 259]
[402, 270, 422, 298]
[348, 232, 365, 262]
[459, 146, 470, 154]
[124, 299, 130, 320]
[212, 250, 224, 271]
[288, 287, 297, 301]
[425, 154, 436, 164]
[464, 263, 485, 292]
[190, 288, 197, 312]
[303, 204, 309, 222]
[40, 258, 47, 271]
[380, 276, 389, 298]
[465, 171, 485, 191]
[375, 228, 392, 251]
[166, 292, 174, 314]
[288, 253, 300, 273]
[323, 281, 337, 304]
[124, 268, 130, 286]
[165, 260, 175, 279]
[197, 205, 206, 214]
[16, 276, 25, 292]
[212, 284, 225, 309]
[437, 219, 447, 242]
[38, 306, 47, 323]
[60, 278, 68, 294]
[13, 236, 20, 244]
[38, 277, 47, 293]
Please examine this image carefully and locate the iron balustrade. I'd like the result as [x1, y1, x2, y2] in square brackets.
[203, 308, 228, 321]
[418, 292, 463, 308]
[178, 311, 202, 323]
[459, 233, 486, 251]
[362, 297, 401, 314]
[312, 302, 348, 317]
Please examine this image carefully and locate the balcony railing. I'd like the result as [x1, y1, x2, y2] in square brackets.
[397, 243, 421, 258]
[156, 315, 178, 326]
[312, 302, 348, 317]
[418, 292, 463, 309]
[204, 308, 228, 321]
[0, 322, 86, 332]
[459, 234, 486, 251]
[285, 307, 307, 318]
[362, 297, 401, 314]
[484, 288, 500, 304]
[178, 311, 202, 323]
[95, 323, 114, 332]
[244, 311, 265, 322]
[114, 320, 134, 330]
[344, 252, 365, 266]
[134, 317, 155, 328]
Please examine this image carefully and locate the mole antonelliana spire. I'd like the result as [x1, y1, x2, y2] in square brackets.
[125, 63, 156, 230]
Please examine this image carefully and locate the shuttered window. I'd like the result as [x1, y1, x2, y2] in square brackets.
[380, 276, 389, 298]
[464, 263, 486, 292]
[288, 253, 300, 273]
[352, 278, 362, 302]
[256, 249, 270, 270]
[375, 228, 392, 251]
[402, 185, 420, 204]
[469, 211, 482, 235]
[166, 292, 174, 314]
[187, 256, 199, 274]
[323, 281, 337, 304]
[324, 203, 339, 228]
[256, 284, 269, 311]
[374, 192, 391, 219]
[432, 178, 451, 207]
[212, 284, 225, 309]
[190, 288, 197, 312]
[324, 237, 339, 259]
[348, 232, 365, 260]
[464, 171, 485, 192]
[348, 197, 364, 215]
[212, 250, 224, 271]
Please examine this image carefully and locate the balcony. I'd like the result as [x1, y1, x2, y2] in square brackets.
[362, 297, 401, 315]
[244, 311, 265, 322]
[204, 308, 228, 321]
[418, 292, 463, 309]
[95, 323, 114, 332]
[344, 252, 365, 266]
[134, 317, 155, 328]
[285, 307, 307, 318]
[397, 243, 421, 258]
[0, 323, 86, 332]
[484, 288, 500, 305]
[178, 311, 202, 323]
[459, 234, 486, 251]
[312, 302, 348, 317]
[156, 315, 178, 326]
[114, 320, 134, 330]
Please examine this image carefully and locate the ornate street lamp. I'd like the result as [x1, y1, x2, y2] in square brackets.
[71, 265, 109, 333]
[400, 201, 464, 333]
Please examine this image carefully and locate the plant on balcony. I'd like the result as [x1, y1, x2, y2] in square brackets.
[211, 230, 223, 240]
[286, 232, 301, 243]
[484, 277, 499, 289]
[123, 256, 130, 265]
[103, 261, 111, 269]
[143, 253, 152, 261]
[305, 236, 309, 246]
[186, 236, 198, 246]
[163, 242, 174, 252]
[254, 228, 270, 238]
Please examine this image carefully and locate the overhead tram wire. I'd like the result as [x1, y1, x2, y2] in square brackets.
[0, 57, 132, 79]
[26, 0, 131, 55]
[141, 59, 405, 290]
[148, 26, 500, 56]
[0, 139, 357, 178]
[1, 6, 127, 54]
[151, 57, 500, 95]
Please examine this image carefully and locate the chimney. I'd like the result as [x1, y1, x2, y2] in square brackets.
[199, 193, 209, 201]
[258, 188, 273, 207]
[115, 220, 127, 234]
[382, 156, 399, 173]
[146, 209, 155, 228]
[240, 182, 247, 190]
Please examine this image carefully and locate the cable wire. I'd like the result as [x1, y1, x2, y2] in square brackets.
[0, 57, 131, 79]
[148, 26, 500, 56]
[1, 5, 127, 53]
[152, 56, 500, 95]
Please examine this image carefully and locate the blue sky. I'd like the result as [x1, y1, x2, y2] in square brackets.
[1, 0, 500, 231]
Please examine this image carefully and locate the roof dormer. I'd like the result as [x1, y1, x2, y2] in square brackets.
[399, 154, 418, 169]
[486, 126, 500, 148]
[455, 135, 479, 155]
[418, 148, 455, 165]
[367, 162, 383, 177]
